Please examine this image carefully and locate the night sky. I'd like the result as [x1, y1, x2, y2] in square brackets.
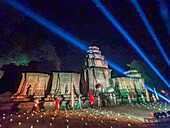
[0, 0, 169, 93]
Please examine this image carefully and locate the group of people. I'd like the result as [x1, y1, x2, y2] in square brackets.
[32, 92, 118, 112]
[32, 96, 82, 112]
[32, 96, 60, 112]
[108, 93, 117, 106]
[127, 93, 158, 104]
[32, 92, 158, 112]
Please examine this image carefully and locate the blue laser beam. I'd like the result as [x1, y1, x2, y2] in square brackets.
[106, 57, 125, 74]
[4, 0, 170, 102]
[157, 0, 170, 35]
[93, 0, 170, 89]
[130, 0, 170, 67]
[4, 0, 88, 52]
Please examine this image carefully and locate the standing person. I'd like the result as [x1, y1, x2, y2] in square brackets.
[98, 95, 101, 108]
[26, 85, 31, 96]
[39, 99, 45, 111]
[141, 94, 145, 103]
[77, 96, 81, 109]
[152, 94, 157, 103]
[53, 97, 60, 112]
[49, 93, 53, 101]
[32, 97, 40, 112]
[65, 85, 68, 94]
[128, 95, 131, 104]
[113, 94, 117, 105]
[109, 93, 113, 106]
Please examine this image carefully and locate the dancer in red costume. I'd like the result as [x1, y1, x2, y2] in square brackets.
[53, 97, 60, 112]
[32, 97, 40, 112]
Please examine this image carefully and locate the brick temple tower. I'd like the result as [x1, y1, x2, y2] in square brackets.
[81, 46, 112, 96]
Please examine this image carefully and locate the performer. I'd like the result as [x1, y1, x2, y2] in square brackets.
[128, 95, 131, 104]
[113, 94, 117, 105]
[26, 85, 31, 96]
[77, 96, 81, 109]
[53, 97, 60, 112]
[141, 94, 145, 103]
[98, 95, 101, 108]
[32, 97, 40, 112]
[109, 93, 113, 106]
[65, 85, 68, 94]
[49, 93, 54, 101]
[39, 100, 45, 111]
[152, 94, 157, 103]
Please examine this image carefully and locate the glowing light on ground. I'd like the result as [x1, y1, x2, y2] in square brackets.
[92, 0, 170, 88]
[130, 0, 170, 67]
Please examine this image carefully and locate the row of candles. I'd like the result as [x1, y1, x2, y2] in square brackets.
[0, 102, 169, 127]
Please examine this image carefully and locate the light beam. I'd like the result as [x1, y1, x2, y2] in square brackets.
[106, 57, 125, 74]
[4, 0, 169, 102]
[157, 0, 170, 35]
[130, 0, 170, 67]
[4, 0, 88, 52]
[93, 0, 170, 88]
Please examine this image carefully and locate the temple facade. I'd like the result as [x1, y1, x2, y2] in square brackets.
[81, 46, 112, 96]
[12, 46, 146, 103]
[12, 73, 50, 100]
[112, 70, 145, 100]
[50, 72, 81, 96]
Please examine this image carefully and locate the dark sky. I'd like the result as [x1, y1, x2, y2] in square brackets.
[0, 0, 169, 79]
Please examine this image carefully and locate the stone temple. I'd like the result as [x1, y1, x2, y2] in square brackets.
[12, 46, 146, 108]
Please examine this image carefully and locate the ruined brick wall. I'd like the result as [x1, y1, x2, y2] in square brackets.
[50, 72, 81, 96]
[112, 77, 145, 90]
[13, 73, 50, 97]
[83, 68, 112, 92]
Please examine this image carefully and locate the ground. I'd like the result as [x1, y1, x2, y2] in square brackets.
[0, 102, 170, 128]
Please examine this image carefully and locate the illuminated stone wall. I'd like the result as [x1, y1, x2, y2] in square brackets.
[12, 46, 146, 102]
[13, 73, 50, 98]
[50, 72, 81, 96]
[112, 70, 145, 97]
